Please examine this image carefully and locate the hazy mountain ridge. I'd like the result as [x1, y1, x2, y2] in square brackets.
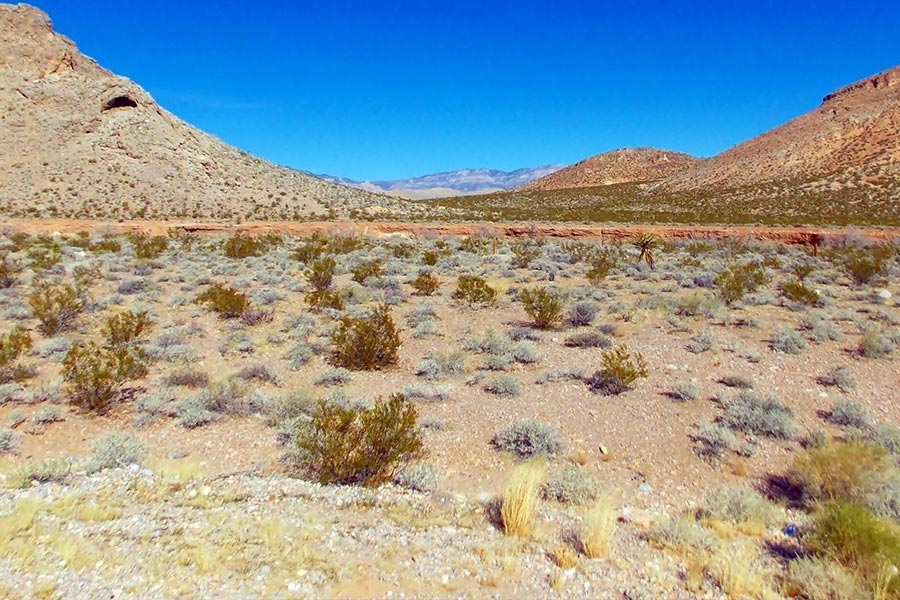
[317, 165, 565, 199]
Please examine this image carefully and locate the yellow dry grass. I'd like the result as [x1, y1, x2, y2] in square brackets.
[500, 459, 547, 537]
[581, 496, 618, 558]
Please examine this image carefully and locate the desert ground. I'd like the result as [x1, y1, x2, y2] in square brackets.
[1, 225, 899, 599]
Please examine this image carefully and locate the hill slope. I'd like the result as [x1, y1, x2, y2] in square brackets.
[0, 4, 406, 221]
[520, 148, 698, 191]
[656, 66, 900, 195]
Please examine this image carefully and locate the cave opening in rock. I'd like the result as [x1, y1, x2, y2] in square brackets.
[102, 95, 138, 111]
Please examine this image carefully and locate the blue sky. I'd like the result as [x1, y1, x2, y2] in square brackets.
[38, 1, 900, 180]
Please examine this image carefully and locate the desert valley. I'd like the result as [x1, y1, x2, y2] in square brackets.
[1, 3, 900, 600]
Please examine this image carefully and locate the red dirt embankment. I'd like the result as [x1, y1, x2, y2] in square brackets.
[3, 219, 900, 246]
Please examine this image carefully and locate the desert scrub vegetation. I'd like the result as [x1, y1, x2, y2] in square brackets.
[330, 304, 400, 370]
[195, 283, 251, 318]
[493, 419, 563, 458]
[519, 287, 565, 329]
[129, 234, 169, 260]
[721, 391, 797, 439]
[0, 325, 33, 383]
[294, 394, 425, 486]
[63, 341, 150, 414]
[586, 344, 648, 396]
[409, 270, 439, 295]
[222, 232, 280, 258]
[716, 262, 769, 305]
[29, 283, 86, 335]
[452, 274, 497, 305]
[499, 459, 547, 536]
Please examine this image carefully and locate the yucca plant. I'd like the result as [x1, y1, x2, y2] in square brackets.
[631, 233, 660, 270]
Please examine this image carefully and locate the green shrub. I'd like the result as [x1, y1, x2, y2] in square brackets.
[292, 234, 327, 263]
[807, 502, 900, 598]
[721, 391, 797, 439]
[102, 310, 154, 347]
[452, 275, 497, 305]
[510, 240, 540, 268]
[306, 257, 337, 292]
[410, 271, 439, 296]
[716, 262, 769, 305]
[295, 394, 425, 486]
[305, 289, 345, 311]
[519, 287, 564, 330]
[351, 260, 383, 283]
[0, 326, 32, 383]
[781, 278, 819, 305]
[29, 284, 85, 335]
[222, 233, 279, 258]
[586, 249, 620, 284]
[586, 344, 648, 396]
[195, 284, 250, 318]
[493, 419, 563, 458]
[330, 304, 400, 370]
[131, 234, 169, 260]
[843, 251, 886, 286]
[0, 259, 20, 288]
[62, 342, 150, 414]
[789, 441, 891, 505]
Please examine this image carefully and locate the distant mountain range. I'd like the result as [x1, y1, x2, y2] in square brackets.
[317, 165, 565, 199]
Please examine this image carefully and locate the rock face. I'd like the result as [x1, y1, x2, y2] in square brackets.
[655, 65, 900, 195]
[520, 148, 698, 191]
[0, 4, 405, 220]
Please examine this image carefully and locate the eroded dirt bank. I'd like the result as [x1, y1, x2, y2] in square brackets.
[3, 219, 900, 245]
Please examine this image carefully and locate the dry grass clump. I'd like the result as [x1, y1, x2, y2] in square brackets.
[500, 459, 547, 537]
[580, 497, 618, 558]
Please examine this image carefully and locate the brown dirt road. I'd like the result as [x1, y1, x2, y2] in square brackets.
[3, 218, 900, 246]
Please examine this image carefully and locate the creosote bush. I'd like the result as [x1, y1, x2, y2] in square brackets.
[351, 260, 383, 283]
[29, 284, 85, 335]
[587, 344, 648, 396]
[63, 342, 150, 414]
[716, 262, 769, 305]
[102, 310, 154, 347]
[130, 234, 169, 260]
[410, 270, 439, 296]
[781, 278, 819, 305]
[195, 283, 250, 318]
[330, 304, 400, 370]
[222, 233, 280, 258]
[295, 394, 425, 486]
[452, 275, 497, 305]
[520, 287, 564, 330]
[0, 326, 33, 383]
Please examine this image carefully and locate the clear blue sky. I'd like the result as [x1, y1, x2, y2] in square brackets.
[37, 0, 900, 180]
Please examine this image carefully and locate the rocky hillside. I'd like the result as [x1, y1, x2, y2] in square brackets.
[0, 4, 407, 221]
[656, 66, 900, 195]
[520, 148, 698, 191]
